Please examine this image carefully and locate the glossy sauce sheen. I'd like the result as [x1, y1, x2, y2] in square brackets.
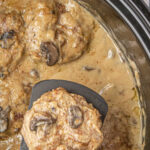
[0, 0, 142, 150]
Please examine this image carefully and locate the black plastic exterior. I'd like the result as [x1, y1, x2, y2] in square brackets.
[105, 0, 150, 59]
[140, 0, 150, 12]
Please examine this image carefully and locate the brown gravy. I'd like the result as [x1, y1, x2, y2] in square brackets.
[0, 0, 142, 150]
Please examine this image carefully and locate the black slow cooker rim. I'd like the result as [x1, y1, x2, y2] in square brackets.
[105, 0, 150, 60]
[105, 1, 150, 150]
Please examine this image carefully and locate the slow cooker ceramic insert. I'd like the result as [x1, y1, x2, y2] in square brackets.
[74, 0, 150, 149]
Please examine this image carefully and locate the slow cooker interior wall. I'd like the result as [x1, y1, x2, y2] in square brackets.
[75, 0, 150, 149]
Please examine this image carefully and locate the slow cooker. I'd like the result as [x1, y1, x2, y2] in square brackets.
[74, 0, 150, 149]
[0, 0, 149, 149]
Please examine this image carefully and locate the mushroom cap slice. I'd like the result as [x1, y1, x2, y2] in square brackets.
[30, 114, 56, 131]
[40, 42, 59, 66]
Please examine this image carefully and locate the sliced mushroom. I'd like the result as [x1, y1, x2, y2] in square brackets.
[0, 106, 10, 133]
[30, 114, 56, 131]
[68, 105, 83, 129]
[0, 30, 16, 49]
[0, 67, 7, 79]
[30, 69, 39, 78]
[0, 72, 5, 79]
[0, 30, 15, 40]
[82, 66, 96, 71]
[40, 42, 59, 66]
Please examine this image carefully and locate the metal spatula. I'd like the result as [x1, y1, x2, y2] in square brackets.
[20, 79, 108, 150]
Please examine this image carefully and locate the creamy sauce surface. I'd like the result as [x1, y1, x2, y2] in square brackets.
[0, 0, 142, 150]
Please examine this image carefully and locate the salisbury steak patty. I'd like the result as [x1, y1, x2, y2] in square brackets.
[24, 0, 93, 65]
[0, 9, 25, 79]
[0, 78, 29, 139]
[21, 87, 103, 150]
